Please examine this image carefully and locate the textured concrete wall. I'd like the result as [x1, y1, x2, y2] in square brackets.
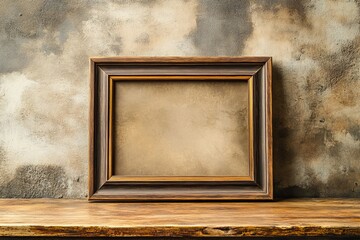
[0, 0, 359, 198]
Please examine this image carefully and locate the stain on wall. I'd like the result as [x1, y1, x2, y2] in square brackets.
[190, 0, 253, 55]
[0, 0, 359, 198]
[0, 165, 67, 198]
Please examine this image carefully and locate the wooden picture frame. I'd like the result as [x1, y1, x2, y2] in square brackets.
[89, 57, 272, 201]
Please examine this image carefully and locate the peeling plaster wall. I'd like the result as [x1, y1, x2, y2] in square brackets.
[0, 0, 359, 198]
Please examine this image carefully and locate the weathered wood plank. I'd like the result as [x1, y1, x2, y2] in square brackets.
[0, 199, 358, 237]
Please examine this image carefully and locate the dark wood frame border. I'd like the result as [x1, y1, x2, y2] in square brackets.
[89, 57, 272, 201]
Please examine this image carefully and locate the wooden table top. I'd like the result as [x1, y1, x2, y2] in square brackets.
[0, 198, 359, 237]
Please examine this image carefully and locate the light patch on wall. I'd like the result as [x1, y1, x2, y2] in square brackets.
[244, 0, 359, 64]
[83, 0, 198, 56]
[307, 0, 359, 53]
[0, 72, 36, 114]
[0, 73, 69, 172]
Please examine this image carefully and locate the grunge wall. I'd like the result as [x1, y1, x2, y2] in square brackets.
[0, 0, 359, 198]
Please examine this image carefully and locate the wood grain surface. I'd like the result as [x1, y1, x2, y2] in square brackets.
[0, 199, 359, 237]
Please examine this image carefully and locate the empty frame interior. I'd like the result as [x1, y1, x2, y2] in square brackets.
[109, 76, 253, 180]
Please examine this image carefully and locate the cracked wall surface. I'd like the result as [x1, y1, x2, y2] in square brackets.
[0, 0, 359, 198]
